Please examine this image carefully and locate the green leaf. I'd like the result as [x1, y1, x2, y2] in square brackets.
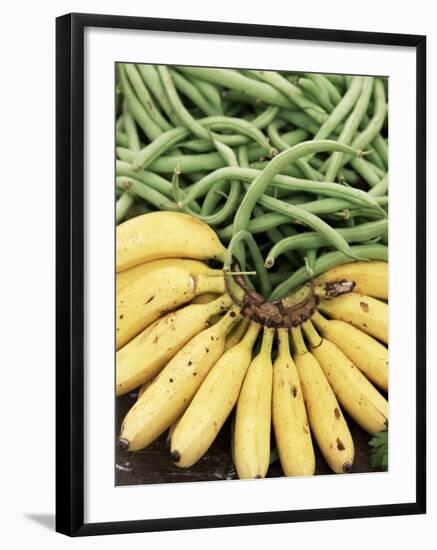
[369, 426, 388, 471]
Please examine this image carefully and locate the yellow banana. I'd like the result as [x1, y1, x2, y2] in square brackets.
[117, 258, 222, 294]
[302, 321, 388, 435]
[171, 322, 261, 468]
[190, 292, 220, 305]
[272, 329, 315, 477]
[116, 294, 232, 396]
[291, 326, 354, 474]
[137, 378, 154, 400]
[234, 327, 274, 479]
[118, 306, 240, 451]
[116, 266, 225, 349]
[224, 317, 250, 351]
[312, 310, 388, 391]
[318, 292, 388, 344]
[314, 261, 388, 300]
[116, 211, 226, 272]
[167, 416, 182, 444]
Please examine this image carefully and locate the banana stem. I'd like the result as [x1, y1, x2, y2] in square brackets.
[241, 321, 261, 348]
[291, 326, 307, 356]
[310, 309, 329, 330]
[196, 274, 226, 295]
[301, 319, 323, 347]
[217, 304, 242, 335]
[277, 327, 291, 356]
[260, 326, 275, 356]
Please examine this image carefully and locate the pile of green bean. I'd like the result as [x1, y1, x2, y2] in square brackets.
[115, 64, 388, 301]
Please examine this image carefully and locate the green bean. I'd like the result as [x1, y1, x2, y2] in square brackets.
[180, 165, 381, 213]
[158, 66, 211, 141]
[369, 174, 388, 197]
[201, 139, 239, 216]
[298, 77, 334, 112]
[238, 145, 249, 168]
[338, 79, 387, 169]
[115, 176, 176, 211]
[349, 157, 382, 187]
[132, 114, 275, 172]
[173, 164, 239, 225]
[255, 194, 362, 259]
[265, 219, 388, 267]
[248, 70, 328, 124]
[116, 191, 135, 224]
[177, 66, 292, 108]
[202, 116, 276, 155]
[131, 126, 188, 171]
[372, 135, 388, 167]
[266, 226, 301, 268]
[116, 131, 129, 147]
[124, 64, 172, 132]
[278, 110, 320, 134]
[116, 160, 172, 198]
[267, 121, 321, 180]
[117, 64, 162, 141]
[224, 229, 272, 298]
[136, 64, 181, 127]
[123, 103, 141, 151]
[365, 149, 386, 171]
[305, 249, 317, 277]
[218, 213, 290, 240]
[312, 74, 342, 105]
[324, 77, 374, 182]
[309, 156, 359, 185]
[186, 73, 223, 113]
[325, 74, 346, 91]
[269, 244, 388, 300]
[312, 76, 363, 145]
[169, 68, 219, 116]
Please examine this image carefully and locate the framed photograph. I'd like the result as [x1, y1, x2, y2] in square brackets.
[56, 12, 426, 537]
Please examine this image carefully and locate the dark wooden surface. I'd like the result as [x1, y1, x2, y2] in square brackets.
[116, 391, 375, 486]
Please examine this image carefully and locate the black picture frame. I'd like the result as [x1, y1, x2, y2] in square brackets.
[56, 12, 426, 537]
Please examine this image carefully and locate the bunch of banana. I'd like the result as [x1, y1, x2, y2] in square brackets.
[116, 211, 390, 479]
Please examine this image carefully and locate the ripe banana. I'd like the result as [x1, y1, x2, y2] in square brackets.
[167, 416, 182, 444]
[314, 261, 388, 300]
[224, 318, 250, 351]
[118, 306, 240, 451]
[272, 328, 315, 477]
[117, 258, 222, 294]
[302, 321, 388, 435]
[116, 294, 232, 396]
[312, 310, 388, 391]
[171, 322, 261, 468]
[137, 377, 154, 400]
[291, 326, 354, 474]
[116, 266, 225, 349]
[234, 327, 274, 479]
[190, 292, 221, 305]
[116, 211, 227, 272]
[318, 292, 388, 344]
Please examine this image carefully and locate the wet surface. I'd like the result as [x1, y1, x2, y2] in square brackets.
[115, 391, 375, 486]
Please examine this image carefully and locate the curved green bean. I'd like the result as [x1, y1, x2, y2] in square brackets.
[265, 219, 388, 267]
[169, 68, 219, 116]
[224, 229, 272, 298]
[248, 70, 328, 124]
[115, 176, 176, 211]
[179, 166, 382, 213]
[177, 66, 293, 108]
